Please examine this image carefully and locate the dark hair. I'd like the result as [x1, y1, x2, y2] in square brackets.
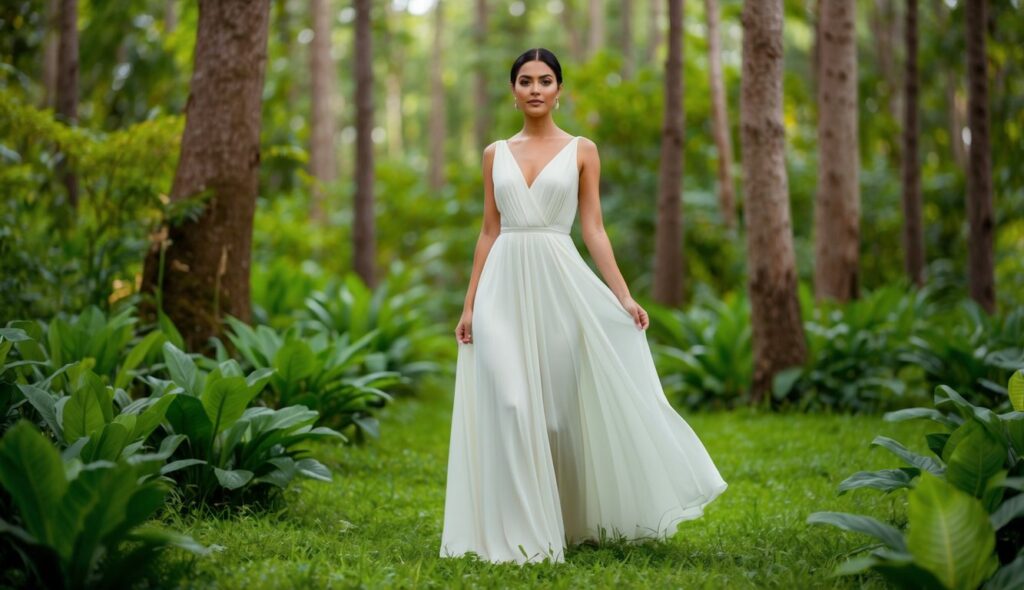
[509, 48, 563, 86]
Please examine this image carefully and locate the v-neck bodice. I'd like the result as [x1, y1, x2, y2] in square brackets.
[493, 136, 581, 234]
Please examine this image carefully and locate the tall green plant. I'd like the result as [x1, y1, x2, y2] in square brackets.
[0, 421, 214, 589]
[158, 342, 343, 507]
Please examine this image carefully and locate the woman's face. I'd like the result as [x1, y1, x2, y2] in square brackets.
[511, 60, 560, 115]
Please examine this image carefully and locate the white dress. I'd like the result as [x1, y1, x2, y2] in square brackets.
[439, 136, 728, 564]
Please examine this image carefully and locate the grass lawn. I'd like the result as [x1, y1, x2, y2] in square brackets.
[154, 377, 940, 589]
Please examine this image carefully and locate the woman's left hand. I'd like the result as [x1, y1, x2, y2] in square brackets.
[619, 296, 649, 331]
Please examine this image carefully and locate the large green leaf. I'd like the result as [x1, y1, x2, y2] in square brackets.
[1009, 370, 1024, 412]
[871, 436, 945, 476]
[200, 376, 256, 436]
[17, 384, 61, 440]
[943, 420, 1007, 498]
[165, 395, 213, 455]
[114, 330, 164, 390]
[838, 468, 919, 495]
[990, 493, 1024, 531]
[983, 550, 1024, 590]
[806, 511, 907, 552]
[884, 407, 960, 428]
[61, 382, 107, 445]
[0, 422, 67, 548]
[907, 471, 999, 590]
[128, 393, 177, 441]
[213, 467, 254, 490]
[162, 342, 202, 397]
[80, 422, 130, 463]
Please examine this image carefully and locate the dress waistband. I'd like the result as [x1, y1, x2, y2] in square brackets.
[500, 226, 570, 235]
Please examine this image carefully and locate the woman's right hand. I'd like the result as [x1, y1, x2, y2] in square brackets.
[455, 309, 474, 344]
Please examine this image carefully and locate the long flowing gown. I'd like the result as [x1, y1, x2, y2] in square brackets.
[439, 136, 728, 565]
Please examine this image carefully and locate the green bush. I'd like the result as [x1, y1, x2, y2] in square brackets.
[807, 371, 1024, 588]
[0, 421, 213, 590]
[156, 342, 343, 508]
[221, 316, 399, 442]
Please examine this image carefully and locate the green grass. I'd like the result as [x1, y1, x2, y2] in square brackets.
[152, 378, 941, 589]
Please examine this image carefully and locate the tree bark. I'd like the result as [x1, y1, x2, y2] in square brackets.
[353, 0, 377, 288]
[429, 0, 447, 190]
[383, 2, 404, 160]
[165, 0, 178, 33]
[310, 0, 337, 223]
[901, 0, 924, 286]
[561, 0, 584, 65]
[652, 0, 684, 306]
[965, 0, 995, 313]
[473, 0, 490, 152]
[41, 0, 60, 110]
[139, 0, 272, 352]
[741, 0, 807, 403]
[621, 0, 634, 78]
[813, 0, 860, 302]
[705, 0, 736, 230]
[56, 0, 79, 210]
[646, 0, 662, 63]
[588, 0, 605, 58]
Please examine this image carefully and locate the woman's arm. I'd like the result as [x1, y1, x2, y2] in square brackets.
[461, 142, 501, 314]
[577, 137, 648, 330]
[577, 137, 632, 303]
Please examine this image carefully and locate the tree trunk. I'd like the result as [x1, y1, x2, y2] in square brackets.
[813, 0, 860, 302]
[165, 0, 177, 33]
[652, 0, 684, 306]
[588, 0, 605, 58]
[621, 0, 634, 78]
[56, 0, 79, 210]
[965, 0, 995, 313]
[901, 0, 924, 286]
[383, 2, 404, 160]
[646, 0, 662, 62]
[561, 0, 583, 64]
[473, 0, 490, 152]
[310, 0, 337, 223]
[353, 0, 377, 288]
[429, 0, 447, 190]
[741, 0, 807, 403]
[41, 0, 60, 110]
[139, 0, 272, 352]
[705, 0, 736, 230]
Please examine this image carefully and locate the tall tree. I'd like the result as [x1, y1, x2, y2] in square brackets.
[428, 0, 447, 190]
[705, 0, 736, 229]
[56, 0, 79, 210]
[473, 0, 490, 152]
[901, 0, 925, 286]
[561, 0, 583, 64]
[310, 0, 337, 223]
[965, 0, 995, 312]
[139, 0, 272, 351]
[41, 0, 59, 110]
[621, 0, 635, 78]
[814, 0, 860, 302]
[652, 0, 684, 306]
[383, 3, 405, 159]
[353, 0, 377, 287]
[165, 0, 178, 33]
[741, 0, 807, 402]
[646, 0, 662, 62]
[588, 0, 605, 58]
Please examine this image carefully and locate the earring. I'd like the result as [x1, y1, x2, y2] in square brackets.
[513, 100, 518, 110]
[556, 97, 560, 110]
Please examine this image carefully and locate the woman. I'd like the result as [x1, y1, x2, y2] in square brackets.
[440, 48, 727, 565]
